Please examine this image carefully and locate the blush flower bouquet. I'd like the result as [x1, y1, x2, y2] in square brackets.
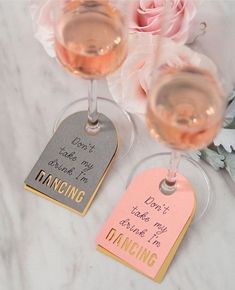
[29, 0, 235, 181]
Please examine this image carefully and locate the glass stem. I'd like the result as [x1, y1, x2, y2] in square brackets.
[160, 150, 181, 194]
[86, 79, 100, 134]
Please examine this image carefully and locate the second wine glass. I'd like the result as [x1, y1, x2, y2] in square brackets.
[128, 52, 226, 224]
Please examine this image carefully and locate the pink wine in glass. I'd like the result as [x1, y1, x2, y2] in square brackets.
[146, 67, 225, 150]
[54, 0, 127, 79]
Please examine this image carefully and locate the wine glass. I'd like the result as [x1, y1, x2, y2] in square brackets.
[53, 0, 134, 159]
[126, 0, 228, 223]
[127, 1, 229, 224]
[128, 62, 226, 223]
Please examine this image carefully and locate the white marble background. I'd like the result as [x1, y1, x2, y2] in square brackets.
[0, 1, 235, 290]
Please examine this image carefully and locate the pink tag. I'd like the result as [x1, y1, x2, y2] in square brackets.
[96, 168, 195, 282]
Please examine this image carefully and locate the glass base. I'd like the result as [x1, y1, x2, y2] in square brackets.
[127, 152, 212, 224]
[53, 97, 135, 161]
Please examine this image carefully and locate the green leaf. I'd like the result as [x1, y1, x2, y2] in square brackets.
[217, 146, 235, 182]
[200, 148, 225, 170]
[213, 128, 235, 152]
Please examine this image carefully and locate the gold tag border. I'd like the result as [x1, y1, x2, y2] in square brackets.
[24, 143, 118, 216]
[97, 197, 196, 283]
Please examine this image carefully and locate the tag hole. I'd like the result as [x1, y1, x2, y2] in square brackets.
[159, 179, 177, 195]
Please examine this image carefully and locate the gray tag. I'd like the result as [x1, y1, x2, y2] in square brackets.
[24, 111, 118, 216]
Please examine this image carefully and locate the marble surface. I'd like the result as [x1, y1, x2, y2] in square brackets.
[0, 1, 235, 290]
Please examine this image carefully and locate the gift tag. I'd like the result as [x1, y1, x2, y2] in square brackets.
[24, 111, 118, 216]
[96, 168, 196, 282]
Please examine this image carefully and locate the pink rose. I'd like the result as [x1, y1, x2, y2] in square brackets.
[130, 0, 197, 43]
[107, 33, 217, 115]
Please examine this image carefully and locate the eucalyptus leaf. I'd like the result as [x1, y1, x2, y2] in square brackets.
[187, 150, 201, 161]
[200, 148, 225, 170]
[213, 128, 235, 152]
[217, 146, 235, 182]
